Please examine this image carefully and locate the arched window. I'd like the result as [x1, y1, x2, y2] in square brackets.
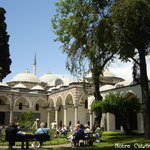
[60, 121, 62, 126]
[55, 79, 63, 86]
[19, 103, 23, 110]
[85, 100, 88, 109]
[69, 121, 72, 127]
[0, 99, 4, 105]
[35, 104, 39, 111]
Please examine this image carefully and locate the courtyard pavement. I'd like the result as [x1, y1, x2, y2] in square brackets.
[0, 143, 71, 149]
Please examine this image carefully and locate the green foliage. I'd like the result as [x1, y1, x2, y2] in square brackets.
[0, 128, 5, 142]
[103, 92, 140, 134]
[110, 0, 150, 138]
[49, 129, 56, 140]
[111, 0, 150, 58]
[52, 0, 117, 102]
[91, 101, 103, 114]
[92, 92, 141, 134]
[0, 8, 11, 81]
[18, 111, 34, 130]
[102, 92, 140, 114]
[1, 131, 149, 150]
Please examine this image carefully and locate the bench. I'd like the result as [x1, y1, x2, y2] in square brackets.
[72, 128, 104, 147]
[72, 133, 94, 147]
[5, 133, 50, 149]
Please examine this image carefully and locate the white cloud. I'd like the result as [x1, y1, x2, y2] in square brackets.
[108, 57, 150, 81]
[108, 60, 133, 81]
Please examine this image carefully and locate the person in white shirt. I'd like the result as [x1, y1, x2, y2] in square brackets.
[59, 125, 67, 137]
[84, 124, 91, 134]
[50, 120, 57, 129]
[32, 118, 40, 130]
[95, 126, 101, 138]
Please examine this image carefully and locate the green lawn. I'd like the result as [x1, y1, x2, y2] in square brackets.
[1, 131, 150, 150]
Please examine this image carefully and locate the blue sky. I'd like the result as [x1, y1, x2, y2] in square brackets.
[1, 0, 69, 81]
[1, 0, 150, 82]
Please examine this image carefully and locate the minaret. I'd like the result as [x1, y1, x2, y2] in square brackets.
[33, 53, 36, 76]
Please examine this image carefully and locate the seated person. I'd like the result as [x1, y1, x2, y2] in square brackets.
[59, 125, 67, 137]
[55, 125, 61, 137]
[74, 124, 84, 136]
[32, 122, 49, 148]
[72, 124, 84, 146]
[84, 124, 91, 134]
[5, 122, 20, 135]
[67, 124, 80, 141]
[95, 126, 101, 138]
[5, 122, 20, 148]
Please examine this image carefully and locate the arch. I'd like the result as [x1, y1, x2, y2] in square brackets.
[56, 96, 63, 106]
[123, 90, 137, 99]
[0, 94, 11, 104]
[78, 93, 88, 105]
[65, 93, 74, 107]
[65, 92, 74, 104]
[33, 97, 48, 109]
[0, 95, 10, 105]
[14, 97, 30, 108]
[49, 98, 54, 108]
[88, 96, 95, 110]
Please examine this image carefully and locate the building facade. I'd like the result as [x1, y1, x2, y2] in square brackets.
[0, 60, 149, 131]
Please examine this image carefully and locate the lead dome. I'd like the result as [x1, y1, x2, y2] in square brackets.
[8, 69, 40, 83]
[39, 72, 58, 84]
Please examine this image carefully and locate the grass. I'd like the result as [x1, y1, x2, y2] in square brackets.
[1, 131, 150, 149]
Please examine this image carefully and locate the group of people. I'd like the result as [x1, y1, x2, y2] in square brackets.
[55, 124, 68, 137]
[67, 123, 102, 146]
[4, 118, 103, 148]
[50, 120, 71, 138]
[5, 119, 49, 149]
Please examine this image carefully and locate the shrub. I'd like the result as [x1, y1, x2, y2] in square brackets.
[18, 111, 34, 130]
[92, 92, 141, 134]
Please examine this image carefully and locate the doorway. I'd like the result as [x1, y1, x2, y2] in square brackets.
[0, 112, 5, 125]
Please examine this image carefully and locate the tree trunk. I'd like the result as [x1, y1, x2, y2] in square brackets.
[139, 49, 150, 139]
[92, 71, 103, 127]
[93, 72, 102, 101]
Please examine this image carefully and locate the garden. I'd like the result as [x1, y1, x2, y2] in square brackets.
[1, 129, 150, 150]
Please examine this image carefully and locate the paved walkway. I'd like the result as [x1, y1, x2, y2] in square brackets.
[0, 143, 71, 149]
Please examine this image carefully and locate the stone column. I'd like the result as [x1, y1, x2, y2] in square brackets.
[9, 104, 13, 123]
[107, 113, 115, 131]
[89, 110, 93, 129]
[29, 102, 35, 112]
[137, 112, 144, 131]
[47, 108, 51, 128]
[74, 105, 78, 127]
[64, 106, 67, 126]
[55, 107, 59, 126]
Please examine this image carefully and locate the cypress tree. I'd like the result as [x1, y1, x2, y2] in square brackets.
[0, 8, 11, 81]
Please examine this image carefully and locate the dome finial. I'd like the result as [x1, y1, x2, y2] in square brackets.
[25, 68, 30, 73]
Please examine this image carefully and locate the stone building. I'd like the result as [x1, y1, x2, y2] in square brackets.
[0, 57, 148, 131]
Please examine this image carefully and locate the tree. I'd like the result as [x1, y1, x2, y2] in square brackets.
[110, 0, 150, 138]
[18, 111, 34, 130]
[0, 8, 11, 81]
[92, 92, 141, 134]
[52, 0, 117, 125]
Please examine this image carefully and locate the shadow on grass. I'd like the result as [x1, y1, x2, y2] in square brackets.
[101, 132, 146, 143]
